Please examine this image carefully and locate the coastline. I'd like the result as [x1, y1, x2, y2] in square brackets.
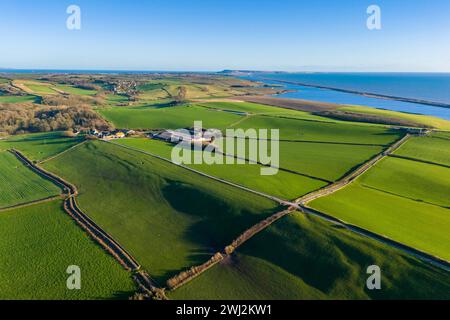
[261, 78, 450, 109]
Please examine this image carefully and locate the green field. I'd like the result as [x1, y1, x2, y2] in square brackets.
[24, 83, 58, 95]
[0, 131, 84, 161]
[54, 84, 97, 96]
[232, 115, 402, 145]
[170, 214, 450, 300]
[0, 201, 135, 300]
[394, 134, 450, 167]
[115, 138, 327, 200]
[310, 158, 450, 261]
[358, 157, 450, 208]
[196, 101, 329, 121]
[0, 151, 61, 208]
[341, 105, 450, 130]
[0, 95, 38, 103]
[99, 105, 243, 130]
[215, 137, 384, 182]
[43, 141, 279, 283]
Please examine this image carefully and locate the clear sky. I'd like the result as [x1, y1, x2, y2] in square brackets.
[1, 0, 449, 71]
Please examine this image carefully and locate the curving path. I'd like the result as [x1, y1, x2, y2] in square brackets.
[9, 149, 164, 298]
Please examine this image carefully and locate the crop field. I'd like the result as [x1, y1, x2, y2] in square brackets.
[98, 104, 243, 130]
[0, 151, 61, 208]
[0, 95, 38, 103]
[231, 115, 402, 145]
[310, 157, 450, 260]
[394, 134, 450, 167]
[115, 138, 327, 200]
[169, 214, 450, 300]
[43, 141, 279, 283]
[0, 131, 85, 161]
[0, 200, 135, 300]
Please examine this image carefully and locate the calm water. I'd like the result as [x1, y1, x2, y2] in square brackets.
[243, 73, 450, 120]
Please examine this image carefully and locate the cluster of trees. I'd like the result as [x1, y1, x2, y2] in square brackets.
[0, 102, 111, 135]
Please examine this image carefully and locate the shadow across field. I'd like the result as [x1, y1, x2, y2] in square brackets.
[159, 180, 281, 282]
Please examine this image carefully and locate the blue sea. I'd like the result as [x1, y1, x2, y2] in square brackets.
[243, 73, 450, 120]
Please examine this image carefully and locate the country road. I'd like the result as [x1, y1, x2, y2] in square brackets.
[296, 134, 411, 204]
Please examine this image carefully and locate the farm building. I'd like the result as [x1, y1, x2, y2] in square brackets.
[153, 128, 213, 144]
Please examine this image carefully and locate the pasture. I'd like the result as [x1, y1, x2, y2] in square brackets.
[310, 182, 450, 261]
[0, 201, 135, 300]
[359, 157, 450, 208]
[53, 84, 97, 96]
[98, 104, 243, 130]
[340, 105, 450, 130]
[0, 151, 61, 208]
[394, 134, 450, 167]
[169, 214, 450, 300]
[215, 137, 384, 182]
[115, 138, 327, 200]
[0, 131, 85, 161]
[0, 95, 38, 103]
[232, 115, 402, 145]
[196, 101, 331, 121]
[43, 141, 279, 283]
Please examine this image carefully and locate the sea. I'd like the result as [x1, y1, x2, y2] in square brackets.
[242, 73, 450, 120]
[2, 69, 450, 120]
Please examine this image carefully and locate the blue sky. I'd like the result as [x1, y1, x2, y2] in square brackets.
[0, 0, 449, 71]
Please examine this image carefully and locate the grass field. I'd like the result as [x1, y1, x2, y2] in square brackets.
[196, 101, 330, 121]
[394, 134, 450, 167]
[53, 84, 97, 96]
[341, 105, 450, 130]
[358, 157, 450, 208]
[310, 167, 450, 261]
[115, 138, 327, 200]
[215, 137, 384, 182]
[22, 82, 58, 95]
[98, 104, 243, 130]
[0, 95, 38, 103]
[43, 141, 279, 283]
[169, 214, 450, 300]
[0, 201, 135, 300]
[232, 115, 402, 145]
[0, 132, 85, 161]
[0, 151, 61, 208]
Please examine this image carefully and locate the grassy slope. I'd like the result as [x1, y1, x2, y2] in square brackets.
[0, 151, 61, 208]
[43, 141, 279, 283]
[115, 138, 327, 200]
[341, 105, 450, 130]
[0, 201, 135, 300]
[98, 105, 242, 130]
[233, 115, 402, 145]
[170, 214, 450, 300]
[394, 134, 450, 167]
[0, 131, 84, 162]
[359, 157, 450, 208]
